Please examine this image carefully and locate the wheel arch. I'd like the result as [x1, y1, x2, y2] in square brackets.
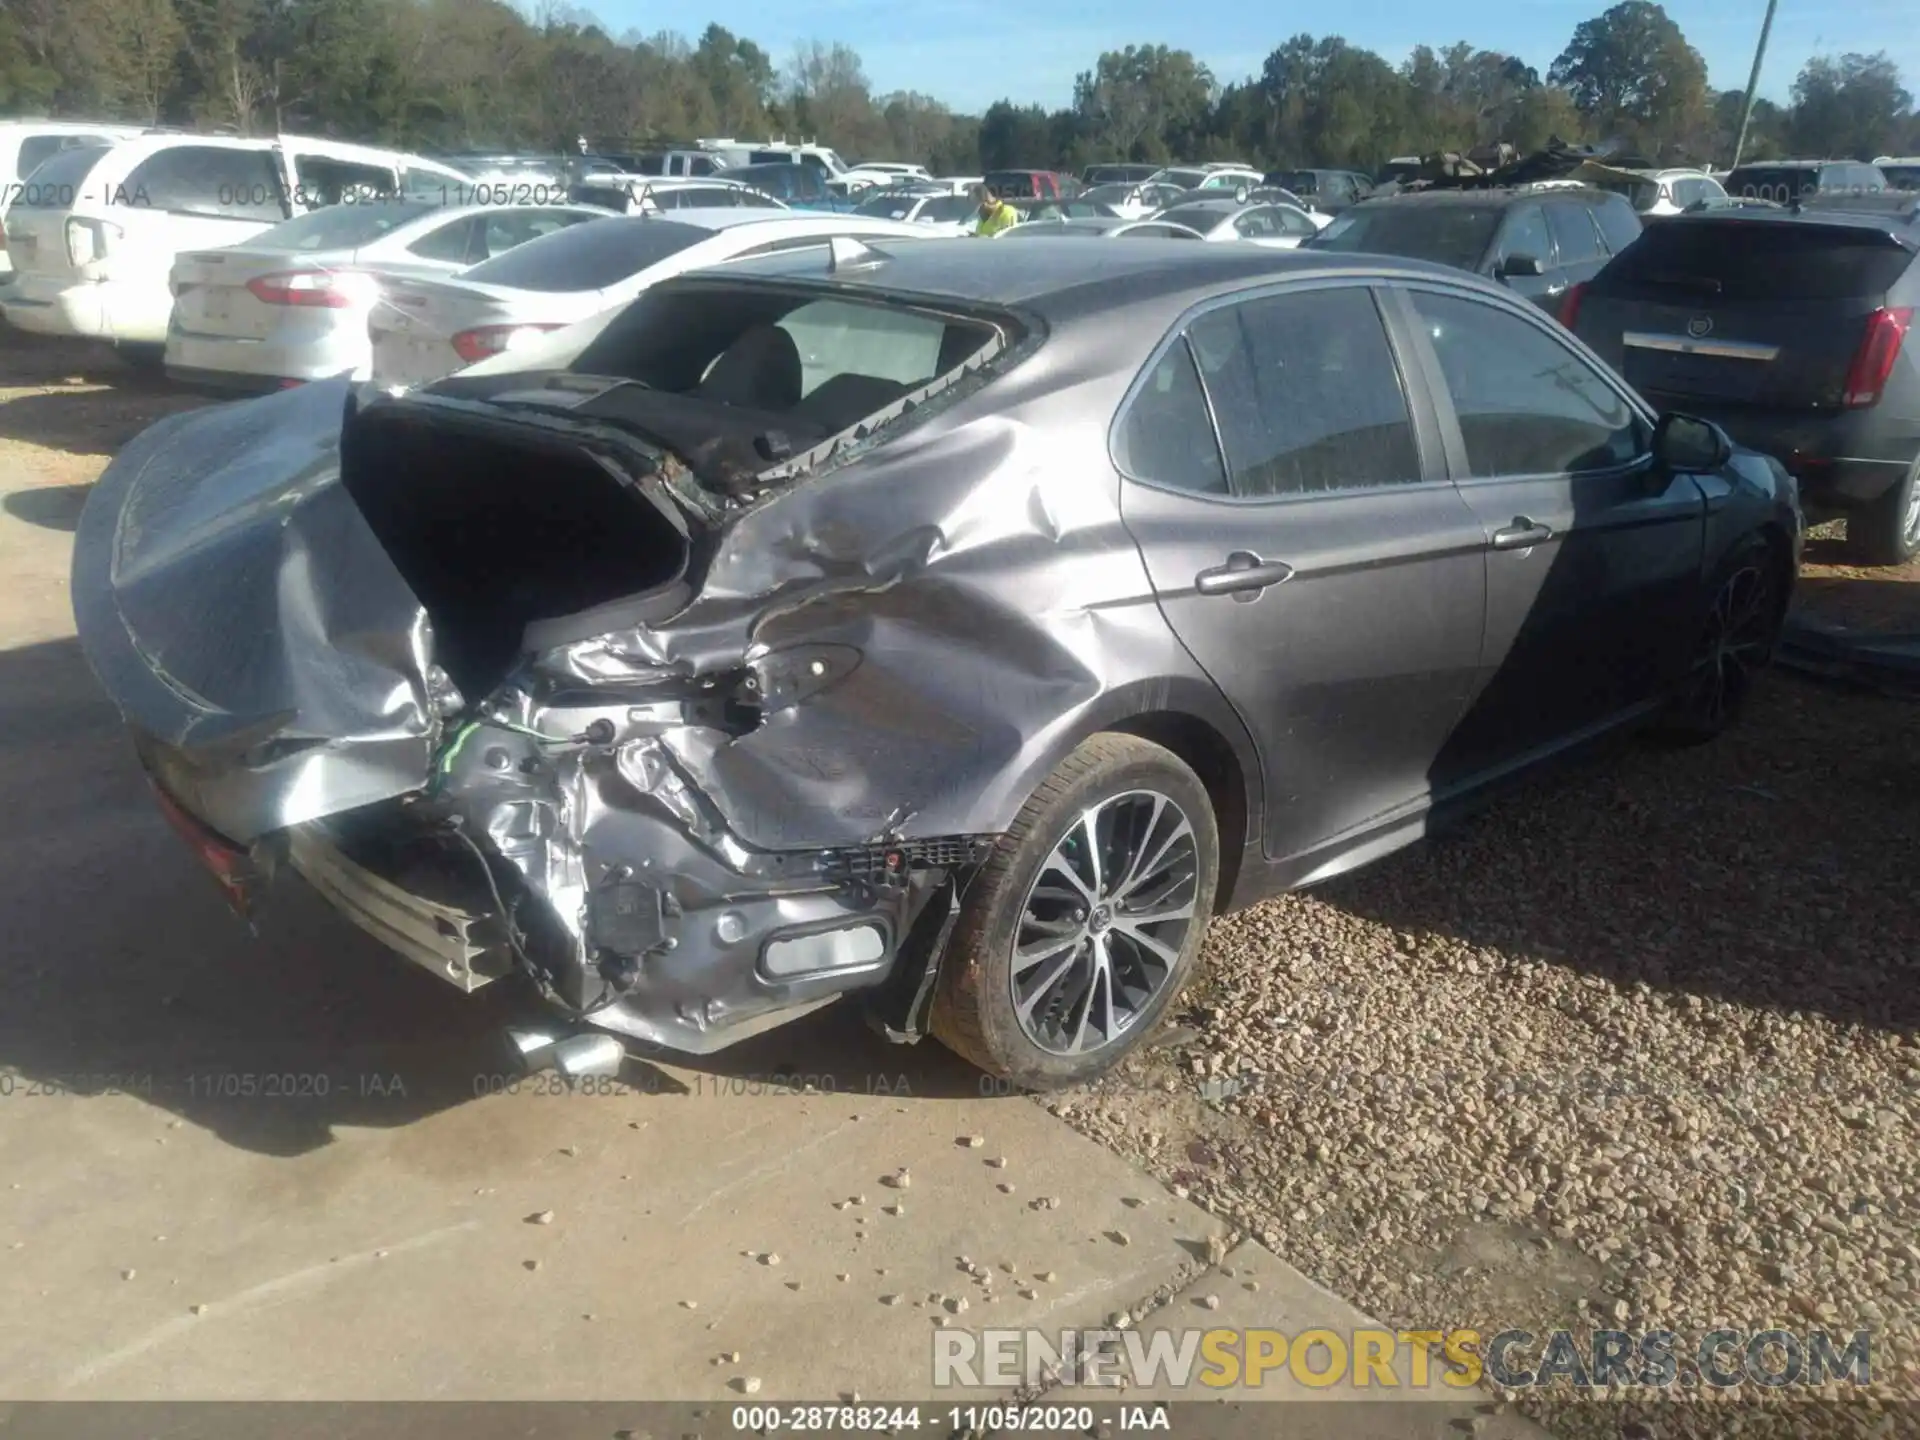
[987, 675, 1265, 917]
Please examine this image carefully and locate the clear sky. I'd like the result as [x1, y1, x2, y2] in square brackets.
[588, 0, 1918, 117]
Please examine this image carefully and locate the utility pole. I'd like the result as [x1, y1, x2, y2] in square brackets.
[1729, 0, 1780, 170]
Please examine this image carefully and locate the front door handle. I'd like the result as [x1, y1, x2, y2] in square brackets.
[1195, 551, 1294, 599]
[1491, 517, 1554, 550]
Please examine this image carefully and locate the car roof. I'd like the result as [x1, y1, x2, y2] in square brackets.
[715, 236, 1475, 319]
[1654, 204, 1920, 239]
[1357, 185, 1607, 207]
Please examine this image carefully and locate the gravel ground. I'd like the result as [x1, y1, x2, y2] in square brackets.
[4, 331, 1917, 1434]
[1046, 666, 1919, 1434]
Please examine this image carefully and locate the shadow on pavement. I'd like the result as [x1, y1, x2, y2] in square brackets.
[4, 482, 91, 532]
[0, 637, 992, 1161]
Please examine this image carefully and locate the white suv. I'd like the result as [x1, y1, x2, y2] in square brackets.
[1, 133, 469, 356]
[0, 121, 144, 282]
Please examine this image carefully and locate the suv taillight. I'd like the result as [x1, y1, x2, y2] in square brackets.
[1842, 307, 1913, 408]
[1557, 281, 1588, 331]
[449, 323, 564, 365]
[65, 217, 117, 267]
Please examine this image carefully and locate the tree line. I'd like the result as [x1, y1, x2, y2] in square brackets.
[3, 0, 1916, 173]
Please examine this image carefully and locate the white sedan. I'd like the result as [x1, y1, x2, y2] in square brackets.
[164, 198, 612, 390]
[368, 210, 937, 390]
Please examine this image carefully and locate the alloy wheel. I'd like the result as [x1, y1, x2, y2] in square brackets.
[1902, 466, 1920, 551]
[1009, 789, 1200, 1056]
[1681, 558, 1778, 730]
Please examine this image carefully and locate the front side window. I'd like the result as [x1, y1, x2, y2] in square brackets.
[1114, 340, 1228, 495]
[1408, 289, 1646, 478]
[1186, 287, 1422, 498]
[1591, 193, 1644, 252]
[1547, 202, 1603, 264]
[1496, 205, 1552, 267]
[123, 146, 286, 221]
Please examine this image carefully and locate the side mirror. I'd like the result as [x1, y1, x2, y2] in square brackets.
[1653, 412, 1732, 473]
[1498, 253, 1546, 278]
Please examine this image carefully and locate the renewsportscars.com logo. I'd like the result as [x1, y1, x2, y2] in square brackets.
[932, 1327, 1874, 1391]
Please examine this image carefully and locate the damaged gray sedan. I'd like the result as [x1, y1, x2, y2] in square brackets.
[73, 236, 1802, 1088]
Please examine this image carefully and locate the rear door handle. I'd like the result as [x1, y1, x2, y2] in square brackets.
[1491, 518, 1554, 550]
[1195, 551, 1294, 599]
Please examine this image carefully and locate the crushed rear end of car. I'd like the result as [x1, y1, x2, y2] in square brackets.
[71, 257, 1078, 1056]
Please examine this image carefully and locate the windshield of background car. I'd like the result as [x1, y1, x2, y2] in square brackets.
[12, 144, 111, 205]
[1883, 165, 1920, 192]
[1275, 171, 1319, 193]
[1308, 203, 1500, 269]
[459, 217, 706, 292]
[249, 200, 441, 250]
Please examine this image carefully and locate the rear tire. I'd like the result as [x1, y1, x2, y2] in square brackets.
[930, 734, 1219, 1092]
[1652, 533, 1788, 745]
[1846, 455, 1920, 567]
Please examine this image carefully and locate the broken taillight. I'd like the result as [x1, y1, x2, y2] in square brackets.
[1841, 306, 1913, 408]
[450, 323, 565, 365]
[147, 780, 256, 918]
[1557, 281, 1587, 331]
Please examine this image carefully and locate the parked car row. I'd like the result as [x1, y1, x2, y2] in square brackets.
[72, 226, 1808, 1090]
[0, 124, 474, 361]
[1295, 169, 1920, 564]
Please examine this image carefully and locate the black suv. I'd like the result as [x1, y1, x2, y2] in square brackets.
[1723, 160, 1888, 205]
[1569, 202, 1920, 564]
[1303, 185, 1644, 313]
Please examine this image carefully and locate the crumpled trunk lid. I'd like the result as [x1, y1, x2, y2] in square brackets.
[72, 378, 451, 844]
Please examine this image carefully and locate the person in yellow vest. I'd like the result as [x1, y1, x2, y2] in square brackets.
[971, 184, 1019, 237]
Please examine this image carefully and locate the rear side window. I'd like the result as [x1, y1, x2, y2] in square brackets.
[1600, 222, 1915, 302]
[1726, 166, 1819, 203]
[462, 217, 704, 292]
[407, 214, 479, 263]
[479, 209, 596, 256]
[1187, 287, 1421, 497]
[1548, 203, 1604, 264]
[1115, 341, 1228, 495]
[293, 155, 398, 206]
[249, 200, 438, 251]
[11, 144, 110, 206]
[123, 146, 285, 220]
[1591, 194, 1643, 252]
